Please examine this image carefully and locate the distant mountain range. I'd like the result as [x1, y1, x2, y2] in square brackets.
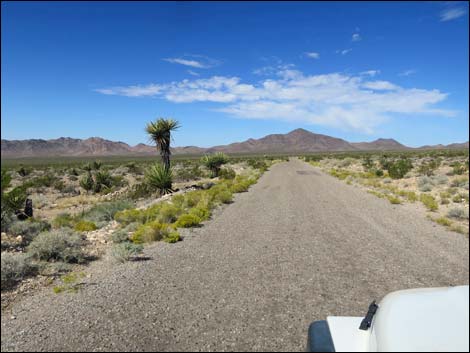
[1, 129, 468, 158]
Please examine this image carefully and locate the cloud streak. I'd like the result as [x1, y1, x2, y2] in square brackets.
[305, 52, 320, 59]
[163, 55, 220, 69]
[96, 69, 455, 133]
[440, 6, 467, 22]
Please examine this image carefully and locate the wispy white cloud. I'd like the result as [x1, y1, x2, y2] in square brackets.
[352, 33, 361, 42]
[337, 48, 352, 55]
[399, 69, 416, 77]
[187, 70, 200, 76]
[305, 52, 320, 59]
[360, 70, 380, 77]
[96, 69, 455, 133]
[163, 55, 220, 69]
[362, 80, 399, 91]
[440, 6, 467, 22]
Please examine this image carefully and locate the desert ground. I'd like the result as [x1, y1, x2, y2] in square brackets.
[1, 156, 468, 352]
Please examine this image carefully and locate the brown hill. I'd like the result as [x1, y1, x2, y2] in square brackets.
[351, 138, 408, 151]
[1, 129, 468, 158]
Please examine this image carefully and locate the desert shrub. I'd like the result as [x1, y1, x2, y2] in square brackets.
[420, 194, 438, 211]
[53, 180, 66, 192]
[30, 194, 49, 209]
[387, 159, 413, 179]
[450, 162, 466, 175]
[28, 174, 58, 188]
[175, 213, 202, 228]
[145, 163, 173, 195]
[386, 195, 401, 204]
[339, 158, 355, 168]
[188, 206, 211, 221]
[79, 172, 94, 192]
[202, 153, 229, 177]
[156, 203, 182, 223]
[114, 208, 146, 225]
[1, 253, 36, 289]
[208, 184, 233, 204]
[111, 242, 144, 263]
[219, 167, 236, 180]
[131, 221, 169, 243]
[163, 231, 181, 243]
[128, 182, 152, 200]
[418, 159, 440, 176]
[432, 175, 449, 185]
[447, 208, 469, 220]
[81, 200, 133, 225]
[126, 162, 142, 174]
[27, 228, 85, 263]
[375, 169, 384, 177]
[111, 229, 129, 243]
[452, 193, 468, 203]
[9, 219, 51, 243]
[451, 177, 469, 188]
[435, 217, 452, 227]
[247, 159, 268, 172]
[74, 220, 97, 232]
[52, 213, 75, 229]
[69, 168, 79, 176]
[419, 183, 433, 192]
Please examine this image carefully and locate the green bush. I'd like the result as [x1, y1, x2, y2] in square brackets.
[114, 208, 146, 225]
[175, 213, 202, 228]
[27, 228, 85, 263]
[219, 167, 236, 180]
[435, 217, 452, 227]
[111, 229, 129, 243]
[387, 159, 413, 179]
[111, 242, 144, 263]
[1, 253, 36, 288]
[52, 213, 75, 229]
[157, 203, 183, 223]
[9, 219, 51, 243]
[420, 194, 438, 211]
[145, 163, 173, 195]
[163, 231, 181, 243]
[131, 221, 169, 243]
[74, 220, 97, 232]
[375, 169, 384, 177]
[418, 159, 440, 176]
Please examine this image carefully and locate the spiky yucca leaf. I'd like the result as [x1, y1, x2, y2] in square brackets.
[146, 163, 173, 195]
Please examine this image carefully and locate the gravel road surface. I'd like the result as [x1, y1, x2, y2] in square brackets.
[1, 159, 468, 351]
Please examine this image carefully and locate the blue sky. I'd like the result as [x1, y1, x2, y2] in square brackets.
[2, 1, 469, 147]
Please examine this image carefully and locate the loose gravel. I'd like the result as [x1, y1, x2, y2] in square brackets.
[1, 159, 468, 352]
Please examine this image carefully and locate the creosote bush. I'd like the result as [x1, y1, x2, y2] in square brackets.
[111, 242, 144, 263]
[74, 220, 97, 232]
[1, 253, 36, 289]
[27, 228, 85, 263]
[420, 194, 439, 212]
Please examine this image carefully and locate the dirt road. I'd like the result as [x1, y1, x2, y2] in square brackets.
[2, 159, 468, 351]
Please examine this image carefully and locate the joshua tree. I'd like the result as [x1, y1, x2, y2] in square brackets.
[145, 118, 180, 171]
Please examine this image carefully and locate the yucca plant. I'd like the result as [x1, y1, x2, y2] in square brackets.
[202, 152, 229, 177]
[145, 118, 180, 171]
[146, 163, 174, 195]
[92, 161, 102, 170]
[79, 172, 94, 192]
